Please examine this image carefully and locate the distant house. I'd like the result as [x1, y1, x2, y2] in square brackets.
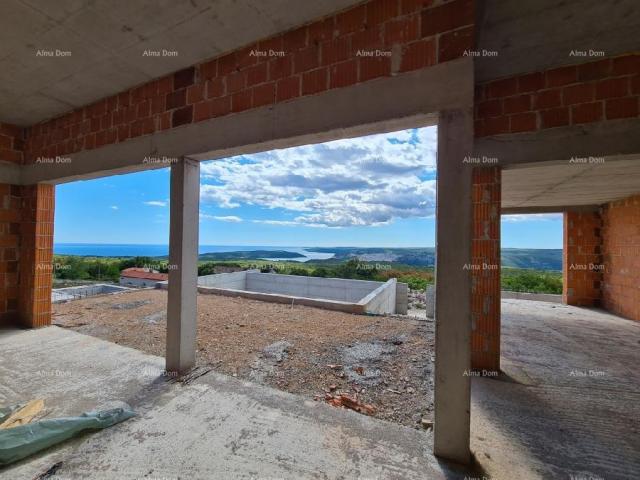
[119, 268, 168, 288]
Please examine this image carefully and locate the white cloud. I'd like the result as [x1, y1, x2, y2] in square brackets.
[200, 214, 243, 223]
[110, 205, 118, 210]
[502, 213, 563, 222]
[200, 127, 437, 227]
[144, 200, 167, 207]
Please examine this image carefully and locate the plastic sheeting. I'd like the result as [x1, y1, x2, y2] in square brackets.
[0, 407, 135, 466]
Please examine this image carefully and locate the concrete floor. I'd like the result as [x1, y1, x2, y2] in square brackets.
[472, 300, 640, 480]
[1, 299, 638, 479]
[0, 327, 468, 480]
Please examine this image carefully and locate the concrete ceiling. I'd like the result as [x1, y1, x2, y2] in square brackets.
[502, 156, 640, 210]
[0, 0, 362, 126]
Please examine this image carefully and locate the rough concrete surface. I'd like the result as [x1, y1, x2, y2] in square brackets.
[0, 327, 467, 480]
[472, 300, 640, 480]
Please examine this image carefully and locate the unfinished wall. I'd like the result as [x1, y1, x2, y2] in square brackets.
[0, 123, 24, 164]
[470, 167, 501, 372]
[0, 183, 54, 327]
[563, 211, 603, 307]
[198, 270, 248, 289]
[601, 194, 640, 321]
[22, 0, 474, 163]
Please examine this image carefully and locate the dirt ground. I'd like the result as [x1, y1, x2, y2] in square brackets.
[52, 289, 435, 429]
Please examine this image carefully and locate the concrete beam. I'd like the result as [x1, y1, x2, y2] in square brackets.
[16, 58, 471, 185]
[502, 205, 600, 214]
[433, 109, 473, 464]
[474, 118, 640, 168]
[166, 158, 200, 374]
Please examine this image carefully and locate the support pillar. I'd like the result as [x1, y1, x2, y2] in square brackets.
[166, 158, 200, 374]
[433, 109, 473, 464]
[563, 211, 603, 306]
[470, 167, 501, 372]
[18, 184, 55, 327]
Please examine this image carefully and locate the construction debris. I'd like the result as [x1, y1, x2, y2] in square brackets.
[325, 394, 376, 416]
[0, 399, 44, 429]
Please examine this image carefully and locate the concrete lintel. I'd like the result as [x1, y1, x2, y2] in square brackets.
[502, 205, 600, 214]
[433, 108, 473, 464]
[475, 118, 640, 168]
[166, 157, 200, 374]
[17, 58, 472, 185]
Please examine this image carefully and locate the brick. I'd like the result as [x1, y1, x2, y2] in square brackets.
[577, 59, 611, 82]
[258, 36, 284, 56]
[336, 5, 366, 35]
[421, 0, 473, 37]
[571, 102, 603, 124]
[633, 76, 640, 95]
[385, 16, 420, 46]
[359, 56, 391, 82]
[595, 77, 629, 99]
[294, 46, 320, 74]
[235, 46, 258, 70]
[218, 53, 237, 75]
[540, 107, 569, 128]
[400, 38, 436, 72]
[605, 97, 639, 119]
[231, 90, 252, 112]
[186, 84, 204, 104]
[173, 67, 195, 90]
[210, 96, 231, 117]
[268, 55, 293, 80]
[352, 25, 384, 52]
[172, 105, 193, 127]
[193, 101, 211, 122]
[517, 72, 544, 93]
[200, 59, 218, 80]
[226, 71, 245, 94]
[401, 0, 434, 14]
[330, 60, 358, 89]
[503, 94, 531, 114]
[483, 116, 509, 136]
[283, 27, 307, 51]
[563, 83, 595, 105]
[276, 76, 301, 102]
[535, 88, 562, 109]
[206, 78, 225, 98]
[510, 112, 537, 133]
[546, 66, 577, 87]
[245, 62, 268, 86]
[438, 25, 473, 63]
[486, 77, 518, 99]
[150, 95, 165, 115]
[367, 0, 399, 25]
[166, 89, 186, 110]
[611, 54, 640, 76]
[476, 99, 502, 119]
[252, 82, 276, 107]
[302, 68, 328, 95]
[321, 37, 351, 66]
[0, 135, 11, 149]
[308, 19, 334, 45]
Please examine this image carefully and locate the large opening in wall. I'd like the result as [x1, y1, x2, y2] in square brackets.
[51, 126, 440, 430]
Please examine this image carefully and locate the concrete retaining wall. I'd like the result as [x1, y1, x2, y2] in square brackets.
[245, 272, 380, 303]
[360, 279, 397, 314]
[52, 284, 131, 303]
[501, 291, 562, 303]
[198, 270, 249, 289]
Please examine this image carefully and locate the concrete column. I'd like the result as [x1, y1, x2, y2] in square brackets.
[563, 210, 603, 306]
[166, 157, 200, 374]
[470, 167, 501, 372]
[433, 109, 473, 464]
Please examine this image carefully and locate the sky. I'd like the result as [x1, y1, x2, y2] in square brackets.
[54, 126, 562, 249]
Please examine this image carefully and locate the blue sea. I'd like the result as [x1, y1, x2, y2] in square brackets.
[53, 243, 334, 262]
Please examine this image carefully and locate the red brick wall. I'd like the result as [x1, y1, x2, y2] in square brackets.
[0, 184, 21, 324]
[23, 0, 475, 163]
[471, 167, 501, 371]
[18, 184, 55, 327]
[601, 195, 640, 321]
[0, 183, 54, 327]
[0, 123, 25, 164]
[563, 211, 603, 307]
[475, 54, 640, 137]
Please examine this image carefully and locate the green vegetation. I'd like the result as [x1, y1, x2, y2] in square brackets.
[51, 251, 563, 295]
